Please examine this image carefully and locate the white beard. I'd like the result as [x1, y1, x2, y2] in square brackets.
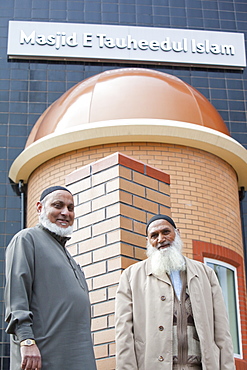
[146, 231, 186, 276]
[39, 209, 73, 237]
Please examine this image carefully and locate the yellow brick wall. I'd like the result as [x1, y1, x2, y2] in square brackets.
[26, 145, 243, 369]
[66, 152, 171, 369]
[27, 142, 242, 258]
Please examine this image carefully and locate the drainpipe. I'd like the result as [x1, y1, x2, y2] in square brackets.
[239, 186, 247, 289]
[18, 180, 26, 230]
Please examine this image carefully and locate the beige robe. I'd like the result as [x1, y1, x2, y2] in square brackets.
[115, 256, 235, 370]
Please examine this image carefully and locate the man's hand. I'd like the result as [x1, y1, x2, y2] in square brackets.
[20, 344, 42, 370]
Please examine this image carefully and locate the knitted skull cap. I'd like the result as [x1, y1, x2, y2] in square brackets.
[146, 214, 177, 235]
[40, 186, 72, 201]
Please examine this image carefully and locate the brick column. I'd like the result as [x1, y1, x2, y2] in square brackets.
[65, 152, 171, 370]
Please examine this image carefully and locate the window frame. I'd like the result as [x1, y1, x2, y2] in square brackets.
[204, 257, 242, 359]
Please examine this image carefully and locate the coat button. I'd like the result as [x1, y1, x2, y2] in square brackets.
[159, 325, 164, 331]
[161, 295, 166, 301]
[158, 356, 164, 362]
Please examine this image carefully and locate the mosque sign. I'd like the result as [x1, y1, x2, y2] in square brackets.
[7, 21, 246, 69]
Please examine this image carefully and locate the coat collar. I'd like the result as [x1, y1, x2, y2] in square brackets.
[184, 256, 200, 282]
[145, 257, 171, 284]
[146, 256, 154, 276]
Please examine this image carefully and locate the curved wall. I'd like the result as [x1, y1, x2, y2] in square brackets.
[27, 142, 243, 259]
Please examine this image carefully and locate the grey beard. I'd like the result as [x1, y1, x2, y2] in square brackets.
[146, 231, 186, 276]
[39, 211, 73, 237]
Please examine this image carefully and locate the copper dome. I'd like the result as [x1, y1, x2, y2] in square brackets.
[26, 68, 229, 147]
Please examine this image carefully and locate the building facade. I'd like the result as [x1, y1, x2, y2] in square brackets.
[1, 1, 247, 369]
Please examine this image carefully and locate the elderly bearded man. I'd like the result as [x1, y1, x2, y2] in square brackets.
[5, 186, 97, 370]
[115, 214, 235, 370]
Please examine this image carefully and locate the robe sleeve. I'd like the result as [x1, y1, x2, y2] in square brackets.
[115, 269, 138, 370]
[4, 230, 35, 342]
[206, 266, 236, 370]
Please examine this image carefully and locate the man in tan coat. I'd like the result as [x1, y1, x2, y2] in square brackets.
[115, 214, 235, 370]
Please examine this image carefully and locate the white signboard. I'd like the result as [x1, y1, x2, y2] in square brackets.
[7, 21, 246, 68]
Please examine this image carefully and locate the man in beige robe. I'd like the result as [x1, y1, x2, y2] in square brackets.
[115, 214, 235, 370]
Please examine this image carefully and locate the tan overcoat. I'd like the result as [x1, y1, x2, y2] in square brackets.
[115, 256, 235, 370]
